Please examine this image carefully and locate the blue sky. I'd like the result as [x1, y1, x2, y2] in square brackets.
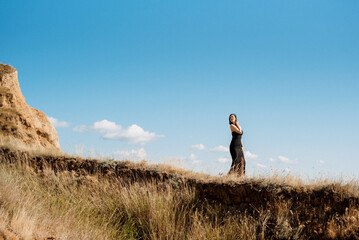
[1, 0, 359, 178]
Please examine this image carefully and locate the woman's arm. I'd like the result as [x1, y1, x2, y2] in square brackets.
[236, 121, 244, 134]
[230, 123, 242, 134]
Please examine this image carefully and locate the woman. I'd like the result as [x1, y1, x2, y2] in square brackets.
[228, 113, 245, 176]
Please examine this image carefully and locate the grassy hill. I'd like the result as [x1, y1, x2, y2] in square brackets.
[0, 147, 358, 239]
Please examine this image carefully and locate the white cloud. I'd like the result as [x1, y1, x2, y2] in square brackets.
[269, 157, 276, 162]
[103, 124, 160, 143]
[244, 151, 258, 160]
[93, 119, 120, 132]
[48, 117, 70, 127]
[318, 160, 325, 165]
[73, 120, 164, 144]
[278, 155, 295, 164]
[209, 145, 228, 152]
[256, 163, 266, 169]
[191, 144, 205, 150]
[218, 157, 231, 163]
[113, 148, 147, 161]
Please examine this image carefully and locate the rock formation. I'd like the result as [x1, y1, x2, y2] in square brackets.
[0, 63, 61, 153]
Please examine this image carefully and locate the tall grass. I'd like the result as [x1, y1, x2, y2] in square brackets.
[0, 136, 63, 157]
[0, 159, 359, 239]
[0, 163, 259, 239]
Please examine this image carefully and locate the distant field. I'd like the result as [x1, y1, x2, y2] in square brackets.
[0, 147, 358, 239]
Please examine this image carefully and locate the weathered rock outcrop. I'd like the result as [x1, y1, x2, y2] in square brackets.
[0, 63, 61, 153]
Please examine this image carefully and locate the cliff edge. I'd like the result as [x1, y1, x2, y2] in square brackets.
[0, 63, 61, 153]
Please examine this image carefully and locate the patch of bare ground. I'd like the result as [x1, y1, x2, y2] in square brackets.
[0, 146, 359, 239]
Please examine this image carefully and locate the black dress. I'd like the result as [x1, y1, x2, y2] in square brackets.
[229, 130, 245, 176]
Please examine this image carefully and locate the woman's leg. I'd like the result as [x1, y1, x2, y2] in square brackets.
[239, 152, 245, 176]
[229, 145, 245, 176]
[228, 145, 236, 174]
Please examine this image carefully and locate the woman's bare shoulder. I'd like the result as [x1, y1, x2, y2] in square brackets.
[230, 124, 238, 131]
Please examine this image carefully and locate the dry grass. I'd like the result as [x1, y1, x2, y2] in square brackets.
[0, 163, 257, 239]
[326, 204, 359, 239]
[0, 136, 63, 157]
[1, 146, 359, 239]
[0, 165, 113, 239]
[0, 161, 358, 239]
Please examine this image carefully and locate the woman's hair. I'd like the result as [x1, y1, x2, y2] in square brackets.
[229, 113, 237, 125]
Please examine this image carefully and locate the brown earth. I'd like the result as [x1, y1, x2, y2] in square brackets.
[1, 147, 358, 239]
[0, 64, 60, 153]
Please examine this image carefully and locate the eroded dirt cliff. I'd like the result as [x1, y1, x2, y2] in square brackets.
[0, 64, 60, 153]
